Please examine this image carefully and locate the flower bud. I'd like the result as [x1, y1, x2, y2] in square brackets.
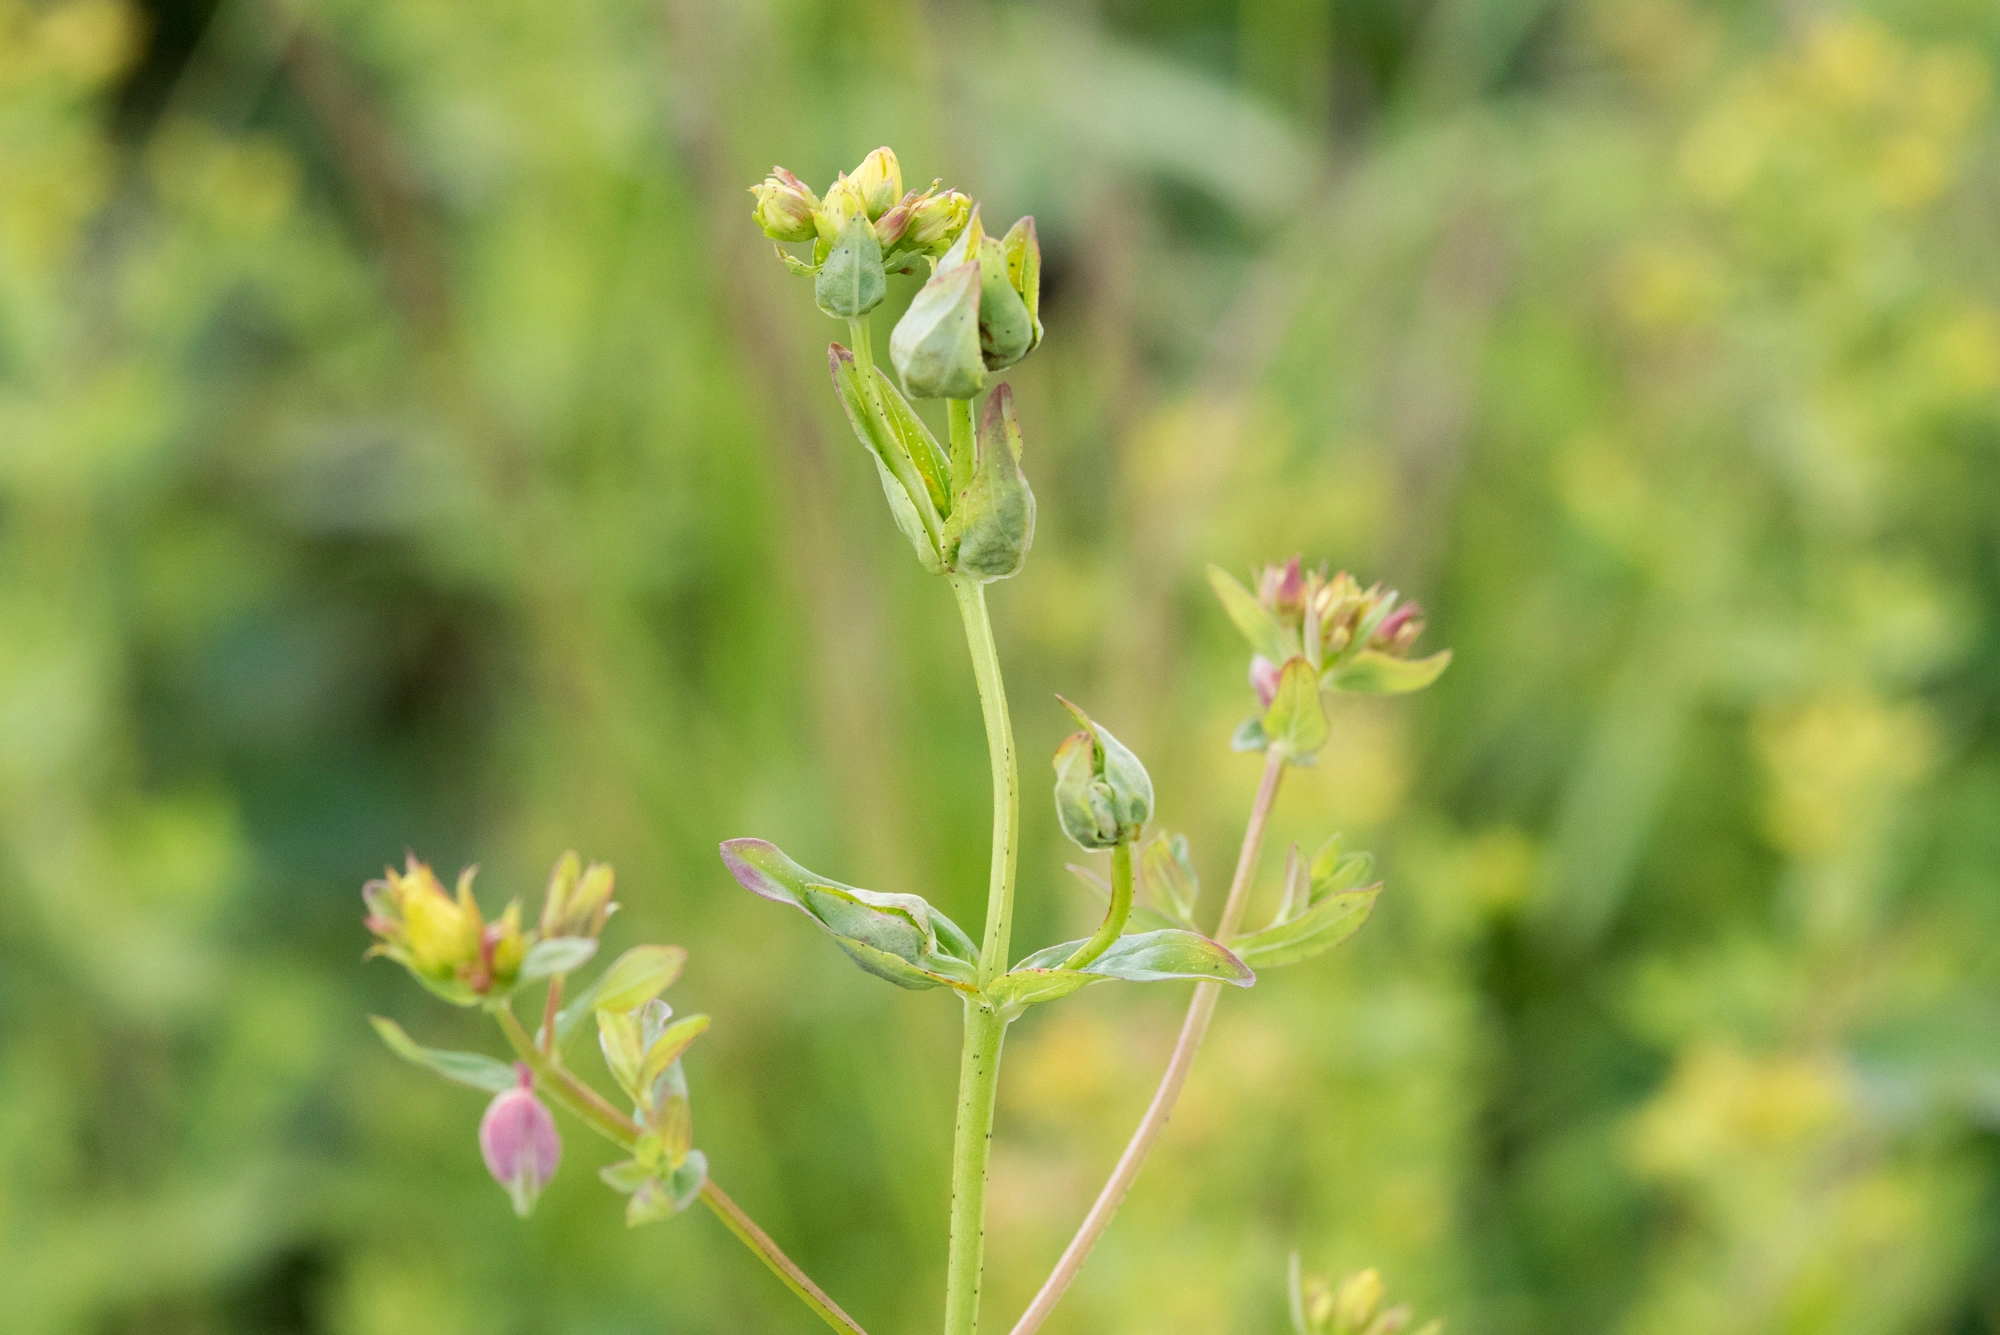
[1332, 1268, 1385, 1332]
[539, 851, 617, 939]
[1250, 654, 1282, 708]
[976, 231, 1035, 370]
[875, 189, 921, 248]
[1051, 697, 1153, 850]
[904, 189, 970, 252]
[748, 167, 818, 243]
[364, 857, 484, 1003]
[480, 1064, 561, 1218]
[890, 248, 985, 399]
[849, 146, 902, 219]
[814, 173, 869, 247]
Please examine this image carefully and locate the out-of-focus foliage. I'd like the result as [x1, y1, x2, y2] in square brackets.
[2, 0, 1998, 1332]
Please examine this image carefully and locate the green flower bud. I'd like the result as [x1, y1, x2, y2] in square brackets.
[943, 382, 1034, 580]
[890, 245, 985, 399]
[849, 146, 902, 219]
[814, 173, 869, 246]
[538, 851, 617, 939]
[1050, 696, 1153, 850]
[748, 166, 818, 243]
[904, 188, 971, 252]
[1000, 215, 1042, 343]
[976, 232, 1035, 371]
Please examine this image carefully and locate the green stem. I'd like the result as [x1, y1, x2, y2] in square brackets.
[945, 998, 1007, 1335]
[951, 575, 1019, 986]
[944, 571, 1021, 1335]
[1063, 840, 1133, 971]
[493, 1006, 869, 1335]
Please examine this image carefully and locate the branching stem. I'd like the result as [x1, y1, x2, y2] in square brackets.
[494, 1006, 868, 1335]
[1008, 748, 1288, 1335]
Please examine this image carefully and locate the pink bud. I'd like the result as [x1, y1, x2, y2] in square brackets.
[480, 1064, 561, 1217]
[1250, 655, 1282, 708]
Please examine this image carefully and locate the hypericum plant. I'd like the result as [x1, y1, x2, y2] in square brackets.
[363, 146, 1450, 1334]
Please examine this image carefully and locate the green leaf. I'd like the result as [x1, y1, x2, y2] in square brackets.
[872, 366, 953, 519]
[598, 1008, 644, 1097]
[1231, 715, 1270, 752]
[719, 838, 979, 992]
[1207, 564, 1297, 663]
[994, 929, 1254, 1014]
[1325, 648, 1452, 694]
[1139, 832, 1200, 923]
[519, 935, 597, 981]
[830, 344, 943, 573]
[814, 215, 886, 318]
[1262, 655, 1328, 760]
[638, 1014, 710, 1092]
[1230, 886, 1379, 969]
[556, 944, 687, 1040]
[368, 1016, 517, 1093]
[945, 383, 1036, 581]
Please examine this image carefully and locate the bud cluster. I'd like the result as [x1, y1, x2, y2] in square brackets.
[364, 858, 529, 1005]
[1246, 558, 1434, 706]
[1290, 1259, 1442, 1335]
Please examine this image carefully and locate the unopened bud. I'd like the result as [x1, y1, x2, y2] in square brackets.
[1371, 601, 1424, 655]
[1333, 1269, 1384, 1332]
[540, 852, 617, 939]
[904, 189, 970, 252]
[1051, 697, 1153, 850]
[814, 173, 869, 246]
[364, 857, 490, 1004]
[876, 189, 922, 248]
[849, 146, 902, 219]
[480, 1064, 561, 1217]
[1250, 654, 1282, 708]
[749, 167, 818, 243]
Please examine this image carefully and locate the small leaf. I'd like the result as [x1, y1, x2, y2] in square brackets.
[600, 1158, 652, 1193]
[638, 1015, 710, 1092]
[830, 344, 943, 573]
[558, 945, 688, 1040]
[520, 936, 598, 981]
[1325, 648, 1452, 695]
[1274, 843, 1311, 927]
[873, 367, 953, 518]
[368, 1016, 517, 1093]
[1207, 565, 1297, 663]
[1139, 833, 1200, 923]
[995, 929, 1254, 1014]
[1230, 886, 1379, 969]
[599, 1009, 645, 1098]
[1262, 656, 1328, 761]
[1231, 716, 1270, 752]
[814, 215, 886, 318]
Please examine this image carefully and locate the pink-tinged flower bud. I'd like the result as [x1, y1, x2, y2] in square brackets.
[1371, 601, 1425, 655]
[1250, 654, 1282, 708]
[481, 1064, 561, 1218]
[875, 188, 922, 248]
[1256, 556, 1306, 620]
[749, 166, 818, 243]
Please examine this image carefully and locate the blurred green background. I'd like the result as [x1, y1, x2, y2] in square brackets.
[5, 0, 2000, 1330]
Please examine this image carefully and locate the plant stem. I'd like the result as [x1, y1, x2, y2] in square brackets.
[944, 571, 1021, 1335]
[1063, 839, 1133, 971]
[951, 575, 1019, 988]
[538, 974, 565, 1052]
[945, 997, 1007, 1335]
[1008, 748, 1288, 1335]
[494, 1006, 869, 1335]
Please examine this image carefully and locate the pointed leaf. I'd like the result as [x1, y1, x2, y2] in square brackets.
[1262, 655, 1328, 760]
[873, 367, 953, 518]
[830, 345, 943, 572]
[638, 1014, 710, 1092]
[1230, 886, 1380, 969]
[368, 1016, 518, 1093]
[520, 935, 598, 981]
[1207, 565, 1297, 663]
[556, 944, 687, 1041]
[1325, 648, 1452, 695]
[1231, 715, 1270, 752]
[995, 929, 1254, 1014]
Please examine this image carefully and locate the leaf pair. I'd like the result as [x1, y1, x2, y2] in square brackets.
[598, 997, 708, 1226]
[720, 839, 980, 992]
[1229, 836, 1380, 970]
[987, 928, 1253, 1017]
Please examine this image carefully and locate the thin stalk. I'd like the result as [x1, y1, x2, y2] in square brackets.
[1008, 748, 1288, 1335]
[1063, 839, 1133, 971]
[494, 1006, 868, 1335]
[537, 974, 565, 1052]
[945, 998, 1007, 1335]
[944, 571, 1021, 1335]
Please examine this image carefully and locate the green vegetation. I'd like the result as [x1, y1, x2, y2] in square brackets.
[3, 1, 1998, 1332]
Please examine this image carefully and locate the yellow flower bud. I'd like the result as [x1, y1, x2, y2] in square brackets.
[849, 146, 902, 219]
[748, 166, 818, 243]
